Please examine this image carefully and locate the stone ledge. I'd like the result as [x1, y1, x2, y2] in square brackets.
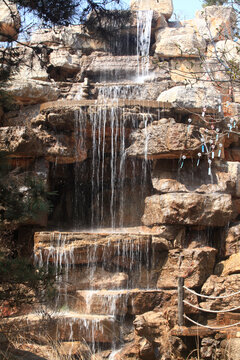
[2, 312, 119, 343]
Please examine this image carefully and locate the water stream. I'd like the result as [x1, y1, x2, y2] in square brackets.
[137, 10, 153, 81]
[34, 7, 156, 357]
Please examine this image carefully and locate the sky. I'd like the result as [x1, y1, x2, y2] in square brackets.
[172, 0, 204, 20]
[124, 0, 204, 20]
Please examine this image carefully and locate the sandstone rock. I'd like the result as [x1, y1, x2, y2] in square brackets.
[0, 125, 87, 163]
[76, 289, 129, 316]
[11, 47, 49, 82]
[0, 0, 21, 41]
[2, 104, 40, 127]
[134, 311, 169, 340]
[49, 48, 82, 73]
[3, 312, 119, 343]
[155, 27, 206, 58]
[142, 193, 234, 227]
[31, 25, 106, 52]
[196, 6, 236, 40]
[170, 58, 202, 83]
[96, 80, 172, 102]
[183, 6, 236, 43]
[215, 253, 240, 276]
[75, 289, 165, 316]
[225, 222, 240, 257]
[77, 54, 170, 83]
[151, 225, 185, 250]
[130, 0, 173, 20]
[76, 268, 128, 290]
[34, 231, 152, 265]
[200, 274, 240, 311]
[157, 84, 221, 110]
[6, 79, 60, 105]
[157, 247, 216, 289]
[207, 40, 240, 65]
[151, 159, 240, 196]
[0, 126, 44, 156]
[126, 120, 202, 159]
[153, 12, 168, 30]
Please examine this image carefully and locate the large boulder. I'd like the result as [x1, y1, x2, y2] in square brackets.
[31, 25, 106, 52]
[5, 79, 60, 105]
[157, 247, 217, 289]
[134, 310, 169, 340]
[130, 0, 173, 20]
[49, 47, 82, 72]
[0, 125, 87, 163]
[151, 160, 240, 197]
[155, 27, 206, 58]
[157, 84, 221, 110]
[200, 274, 240, 310]
[207, 40, 240, 65]
[126, 119, 202, 159]
[184, 5, 236, 42]
[0, 0, 20, 41]
[142, 193, 234, 227]
[215, 253, 240, 276]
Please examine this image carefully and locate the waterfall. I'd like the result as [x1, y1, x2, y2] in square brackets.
[31, 7, 159, 357]
[137, 9, 153, 82]
[97, 84, 142, 100]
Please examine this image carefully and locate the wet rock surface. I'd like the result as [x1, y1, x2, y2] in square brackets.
[126, 120, 202, 159]
[142, 193, 235, 227]
[2, 1, 240, 360]
[157, 247, 217, 288]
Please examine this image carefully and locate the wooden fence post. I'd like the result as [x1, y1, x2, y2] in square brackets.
[178, 277, 184, 326]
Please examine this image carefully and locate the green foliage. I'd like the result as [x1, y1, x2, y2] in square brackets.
[0, 253, 56, 313]
[0, 156, 56, 227]
[15, 0, 78, 26]
[13, 0, 125, 26]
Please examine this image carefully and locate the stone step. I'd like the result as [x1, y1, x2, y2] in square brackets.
[75, 289, 164, 316]
[39, 99, 173, 113]
[3, 312, 119, 344]
[34, 231, 156, 266]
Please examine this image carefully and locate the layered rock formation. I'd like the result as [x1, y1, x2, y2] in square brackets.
[1, 0, 240, 359]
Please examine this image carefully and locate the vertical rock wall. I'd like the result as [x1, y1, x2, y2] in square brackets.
[0, 1, 240, 359]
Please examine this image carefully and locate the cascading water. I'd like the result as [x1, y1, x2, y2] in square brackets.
[32, 6, 158, 358]
[137, 9, 153, 81]
[97, 84, 142, 100]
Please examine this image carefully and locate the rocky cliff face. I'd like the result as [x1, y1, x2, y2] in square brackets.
[1, 1, 240, 359]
